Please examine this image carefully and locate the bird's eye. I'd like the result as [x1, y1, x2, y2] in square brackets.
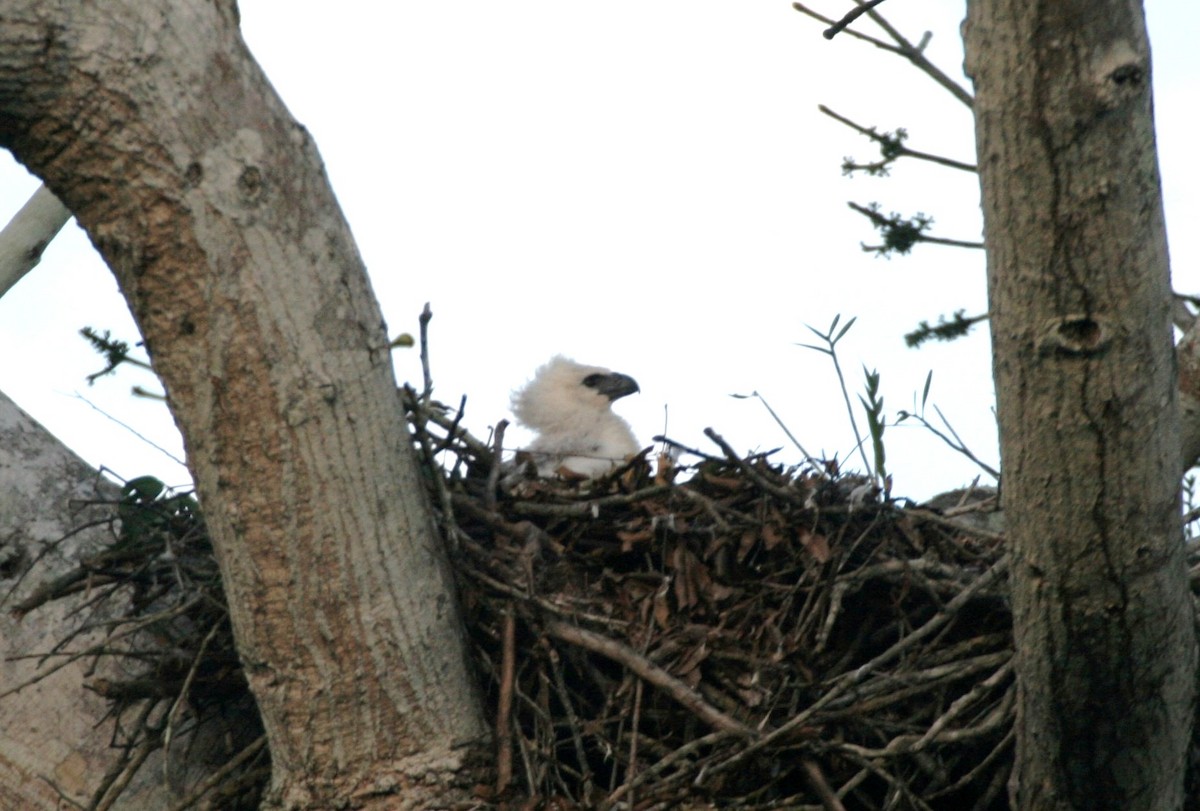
[582, 373, 604, 388]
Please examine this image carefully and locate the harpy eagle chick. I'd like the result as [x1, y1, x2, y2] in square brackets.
[511, 356, 641, 478]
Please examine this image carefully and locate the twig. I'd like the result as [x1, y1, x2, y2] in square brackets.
[3, 597, 205, 699]
[545, 620, 755, 738]
[546, 641, 595, 802]
[163, 735, 267, 811]
[486, 420, 508, 510]
[162, 620, 223, 773]
[651, 434, 723, 465]
[625, 677, 645, 809]
[496, 609, 516, 794]
[418, 302, 433, 403]
[702, 428, 808, 508]
[934, 726, 1014, 800]
[898, 402, 1001, 480]
[906, 509, 1005, 545]
[706, 553, 1010, 777]
[599, 731, 731, 811]
[851, 0, 973, 107]
[848, 202, 984, 252]
[834, 749, 937, 811]
[793, 2, 973, 107]
[798, 315, 874, 473]
[737, 390, 822, 466]
[511, 484, 675, 517]
[818, 105, 976, 172]
[801, 757, 848, 811]
[93, 707, 161, 811]
[792, 2, 899, 51]
[821, 0, 889, 39]
[403, 390, 495, 461]
[433, 395, 469, 460]
[408, 397, 464, 553]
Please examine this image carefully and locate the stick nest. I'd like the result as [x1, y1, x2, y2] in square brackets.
[410, 390, 1014, 811]
[10, 391, 1014, 810]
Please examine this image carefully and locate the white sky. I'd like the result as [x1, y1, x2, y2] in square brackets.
[1, 2, 1197, 501]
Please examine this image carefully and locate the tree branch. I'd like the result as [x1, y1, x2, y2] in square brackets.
[821, 0, 889, 40]
[818, 105, 977, 173]
[848, 202, 983, 255]
[544, 620, 755, 739]
[793, 2, 974, 107]
[0, 183, 71, 299]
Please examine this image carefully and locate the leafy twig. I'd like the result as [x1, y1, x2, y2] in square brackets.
[859, 366, 888, 486]
[848, 202, 983, 256]
[80, 327, 153, 383]
[798, 314, 872, 474]
[897, 373, 1000, 480]
[819, 105, 977, 174]
[905, 310, 989, 348]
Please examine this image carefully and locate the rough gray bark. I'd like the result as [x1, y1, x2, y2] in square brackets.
[1176, 328, 1200, 470]
[964, 1, 1197, 808]
[0, 2, 490, 807]
[0, 392, 177, 810]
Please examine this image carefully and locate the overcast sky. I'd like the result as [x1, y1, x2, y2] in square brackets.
[1, 2, 1197, 500]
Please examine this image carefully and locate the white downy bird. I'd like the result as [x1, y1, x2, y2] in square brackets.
[511, 356, 641, 478]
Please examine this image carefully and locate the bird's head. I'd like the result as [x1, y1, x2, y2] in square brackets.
[581, 371, 640, 402]
[511, 356, 640, 431]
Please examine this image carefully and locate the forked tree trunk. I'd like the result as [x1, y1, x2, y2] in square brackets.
[964, 1, 1197, 808]
[0, 2, 490, 807]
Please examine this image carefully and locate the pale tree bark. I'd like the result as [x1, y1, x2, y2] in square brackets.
[0, 2, 490, 808]
[0, 392, 177, 810]
[0, 184, 71, 298]
[965, 1, 1197, 808]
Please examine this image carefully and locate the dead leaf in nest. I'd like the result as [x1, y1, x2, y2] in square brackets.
[700, 471, 744, 491]
[702, 534, 727, 560]
[653, 587, 671, 628]
[761, 522, 785, 551]
[706, 580, 734, 602]
[674, 641, 708, 688]
[617, 527, 654, 552]
[798, 528, 831, 563]
[553, 464, 592, 482]
[737, 529, 756, 562]
[672, 546, 734, 608]
[673, 551, 699, 610]
[894, 514, 926, 551]
[735, 684, 766, 708]
[655, 452, 675, 485]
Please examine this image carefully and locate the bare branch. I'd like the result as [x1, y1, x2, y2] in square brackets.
[544, 620, 755, 739]
[0, 183, 71, 298]
[821, 0, 889, 40]
[793, 2, 974, 108]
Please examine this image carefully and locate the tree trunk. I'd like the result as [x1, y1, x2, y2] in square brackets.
[964, 2, 1197, 808]
[0, 2, 490, 807]
[0, 392, 179, 810]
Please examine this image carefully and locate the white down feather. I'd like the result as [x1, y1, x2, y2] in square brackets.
[511, 356, 640, 478]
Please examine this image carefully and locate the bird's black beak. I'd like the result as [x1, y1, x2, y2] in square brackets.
[583, 372, 640, 402]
